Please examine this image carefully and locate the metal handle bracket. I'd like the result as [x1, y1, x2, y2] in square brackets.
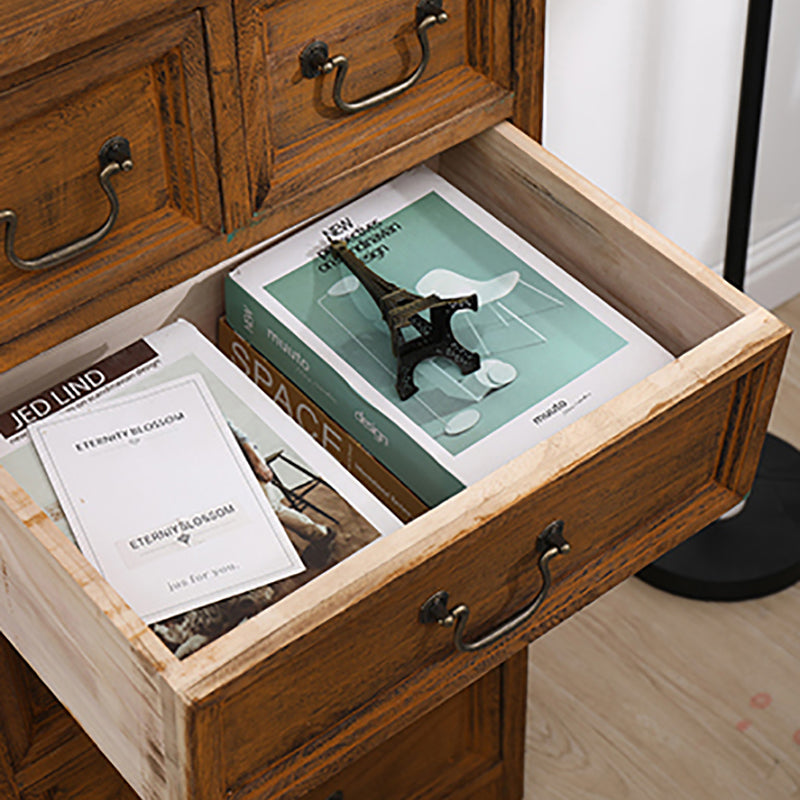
[419, 520, 570, 653]
[300, 0, 447, 114]
[1, 136, 133, 272]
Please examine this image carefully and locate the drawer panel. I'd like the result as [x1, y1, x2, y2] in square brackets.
[0, 124, 789, 800]
[0, 630, 523, 800]
[236, 0, 514, 211]
[0, 12, 223, 367]
[303, 651, 525, 800]
[0, 631, 523, 800]
[0, 0, 195, 82]
[191, 346, 778, 799]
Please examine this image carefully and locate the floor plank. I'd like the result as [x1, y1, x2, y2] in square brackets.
[525, 296, 800, 800]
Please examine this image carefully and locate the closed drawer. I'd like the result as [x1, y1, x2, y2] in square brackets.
[0, 9, 229, 368]
[0, 123, 789, 800]
[0, 631, 524, 800]
[236, 0, 515, 212]
[303, 650, 525, 800]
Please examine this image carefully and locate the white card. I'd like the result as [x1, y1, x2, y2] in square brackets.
[28, 374, 305, 623]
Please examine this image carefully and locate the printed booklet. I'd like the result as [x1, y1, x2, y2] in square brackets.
[225, 166, 674, 507]
[0, 320, 401, 657]
[27, 374, 306, 625]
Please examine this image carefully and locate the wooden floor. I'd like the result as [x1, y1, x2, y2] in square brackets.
[525, 295, 800, 800]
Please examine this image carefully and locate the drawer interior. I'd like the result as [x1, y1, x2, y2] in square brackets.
[3, 124, 750, 406]
[436, 126, 746, 357]
[0, 122, 786, 800]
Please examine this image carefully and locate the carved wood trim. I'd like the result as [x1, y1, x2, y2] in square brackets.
[466, 0, 513, 90]
[150, 15, 223, 232]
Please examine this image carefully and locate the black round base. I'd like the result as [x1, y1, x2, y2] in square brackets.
[638, 434, 800, 601]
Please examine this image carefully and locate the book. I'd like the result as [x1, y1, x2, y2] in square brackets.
[28, 374, 305, 624]
[0, 320, 401, 657]
[218, 317, 428, 522]
[225, 165, 675, 507]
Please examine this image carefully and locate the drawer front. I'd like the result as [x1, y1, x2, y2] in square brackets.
[303, 651, 525, 800]
[0, 12, 222, 368]
[0, 0, 196, 81]
[189, 342, 782, 800]
[236, 0, 514, 211]
[0, 630, 523, 800]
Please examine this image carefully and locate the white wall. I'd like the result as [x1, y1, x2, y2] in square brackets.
[543, 0, 800, 309]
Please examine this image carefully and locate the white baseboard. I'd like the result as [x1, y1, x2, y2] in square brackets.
[713, 217, 800, 310]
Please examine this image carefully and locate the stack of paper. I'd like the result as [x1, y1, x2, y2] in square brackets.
[0, 321, 401, 656]
[225, 166, 674, 507]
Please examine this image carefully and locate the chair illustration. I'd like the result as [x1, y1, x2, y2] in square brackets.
[263, 450, 339, 525]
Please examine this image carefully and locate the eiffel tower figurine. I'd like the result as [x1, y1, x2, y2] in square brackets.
[331, 239, 481, 400]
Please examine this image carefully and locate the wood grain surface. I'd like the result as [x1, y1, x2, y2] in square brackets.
[0, 120, 788, 800]
[0, 0, 199, 84]
[0, 472, 182, 800]
[0, 1, 546, 371]
[0, 639, 526, 800]
[0, 8, 225, 372]
[438, 124, 752, 356]
[305, 650, 526, 800]
[525, 295, 800, 800]
[510, 0, 545, 139]
[235, 0, 514, 210]
[0, 633, 138, 799]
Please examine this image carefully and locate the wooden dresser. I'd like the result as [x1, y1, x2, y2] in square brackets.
[0, 1, 790, 798]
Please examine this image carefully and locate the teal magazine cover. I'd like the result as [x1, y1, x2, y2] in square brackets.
[227, 166, 673, 498]
[265, 190, 628, 457]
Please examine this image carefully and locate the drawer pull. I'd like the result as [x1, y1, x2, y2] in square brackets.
[299, 0, 448, 114]
[419, 520, 570, 652]
[1, 136, 133, 272]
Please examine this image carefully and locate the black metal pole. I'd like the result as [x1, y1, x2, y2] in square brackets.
[723, 0, 774, 291]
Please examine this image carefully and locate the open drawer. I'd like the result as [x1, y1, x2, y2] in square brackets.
[0, 122, 789, 800]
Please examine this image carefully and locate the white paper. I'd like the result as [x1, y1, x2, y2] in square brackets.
[28, 374, 305, 623]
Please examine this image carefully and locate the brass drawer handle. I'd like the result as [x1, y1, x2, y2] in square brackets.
[299, 0, 448, 114]
[1, 136, 133, 272]
[419, 520, 570, 652]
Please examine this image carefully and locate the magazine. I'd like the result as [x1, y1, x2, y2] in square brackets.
[226, 166, 674, 506]
[218, 317, 428, 521]
[28, 374, 307, 624]
[0, 321, 401, 657]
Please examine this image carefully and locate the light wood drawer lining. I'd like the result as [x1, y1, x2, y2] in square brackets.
[438, 125, 751, 356]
